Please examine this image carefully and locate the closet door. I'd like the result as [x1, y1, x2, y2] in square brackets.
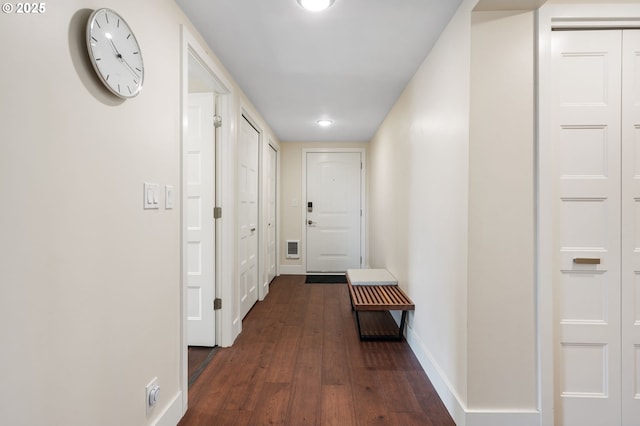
[622, 29, 640, 425]
[551, 29, 622, 426]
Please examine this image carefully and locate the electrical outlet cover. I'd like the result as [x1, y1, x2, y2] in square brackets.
[145, 377, 159, 416]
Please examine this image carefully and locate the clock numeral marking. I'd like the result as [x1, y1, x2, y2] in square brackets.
[106, 75, 110, 81]
[96, 58, 102, 61]
[127, 86, 132, 94]
[127, 34, 131, 40]
[135, 67, 141, 72]
[118, 84, 121, 93]
[117, 19, 120, 28]
[104, 12, 109, 24]
[95, 21, 101, 29]
[133, 52, 139, 55]
[91, 36, 98, 43]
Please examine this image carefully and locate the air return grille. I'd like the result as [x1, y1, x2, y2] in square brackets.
[286, 240, 300, 259]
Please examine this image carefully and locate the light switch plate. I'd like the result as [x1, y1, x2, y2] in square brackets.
[165, 185, 174, 209]
[144, 183, 160, 209]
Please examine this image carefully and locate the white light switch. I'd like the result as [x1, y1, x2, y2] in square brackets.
[144, 183, 160, 209]
[165, 185, 174, 209]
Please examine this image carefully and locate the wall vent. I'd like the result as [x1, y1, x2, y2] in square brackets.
[286, 240, 300, 259]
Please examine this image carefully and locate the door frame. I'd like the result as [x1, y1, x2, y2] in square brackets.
[265, 140, 279, 289]
[180, 25, 236, 413]
[301, 148, 367, 273]
[537, 6, 640, 425]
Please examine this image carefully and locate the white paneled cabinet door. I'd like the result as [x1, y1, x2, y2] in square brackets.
[622, 29, 640, 425]
[186, 93, 216, 346]
[552, 29, 640, 425]
[238, 116, 259, 319]
[306, 152, 361, 272]
[552, 30, 622, 426]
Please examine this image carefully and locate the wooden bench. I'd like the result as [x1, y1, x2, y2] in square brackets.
[346, 269, 415, 341]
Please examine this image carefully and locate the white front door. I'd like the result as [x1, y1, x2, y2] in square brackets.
[551, 29, 640, 425]
[238, 116, 259, 318]
[186, 93, 216, 346]
[266, 145, 277, 285]
[306, 152, 361, 272]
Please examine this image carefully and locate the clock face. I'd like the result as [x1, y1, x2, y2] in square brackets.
[86, 8, 144, 99]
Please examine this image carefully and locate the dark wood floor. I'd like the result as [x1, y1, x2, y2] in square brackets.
[179, 275, 455, 426]
[188, 346, 218, 387]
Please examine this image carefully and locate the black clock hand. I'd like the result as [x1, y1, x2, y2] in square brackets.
[106, 36, 140, 80]
[106, 36, 121, 59]
[120, 58, 141, 81]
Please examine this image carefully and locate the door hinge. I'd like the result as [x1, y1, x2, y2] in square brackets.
[213, 114, 222, 128]
[214, 207, 222, 219]
[213, 298, 222, 310]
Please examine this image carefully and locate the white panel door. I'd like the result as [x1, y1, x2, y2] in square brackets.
[306, 152, 361, 272]
[266, 145, 277, 284]
[551, 30, 622, 426]
[622, 29, 640, 424]
[186, 93, 216, 346]
[238, 116, 259, 319]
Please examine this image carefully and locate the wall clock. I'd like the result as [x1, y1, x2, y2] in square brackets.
[86, 8, 144, 99]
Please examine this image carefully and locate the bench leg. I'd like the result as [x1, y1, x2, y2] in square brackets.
[354, 310, 409, 341]
[355, 311, 364, 339]
[398, 310, 408, 340]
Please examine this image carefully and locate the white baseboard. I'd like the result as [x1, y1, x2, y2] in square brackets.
[465, 410, 540, 426]
[279, 264, 304, 275]
[153, 390, 184, 426]
[406, 326, 467, 425]
[406, 327, 540, 426]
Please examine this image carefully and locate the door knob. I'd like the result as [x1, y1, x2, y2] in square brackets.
[308, 220, 313, 225]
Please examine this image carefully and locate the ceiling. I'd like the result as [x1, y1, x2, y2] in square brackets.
[176, 0, 464, 142]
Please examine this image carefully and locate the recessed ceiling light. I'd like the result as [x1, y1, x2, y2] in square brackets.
[297, 0, 335, 12]
[317, 119, 333, 127]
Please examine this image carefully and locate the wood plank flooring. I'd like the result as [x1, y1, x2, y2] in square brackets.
[188, 346, 218, 387]
[178, 275, 455, 426]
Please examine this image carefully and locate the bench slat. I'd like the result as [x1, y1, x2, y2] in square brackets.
[348, 280, 415, 312]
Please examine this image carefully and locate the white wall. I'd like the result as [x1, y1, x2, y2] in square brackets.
[0, 3, 183, 424]
[0, 2, 279, 424]
[468, 10, 537, 410]
[369, 0, 476, 419]
[369, 0, 540, 424]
